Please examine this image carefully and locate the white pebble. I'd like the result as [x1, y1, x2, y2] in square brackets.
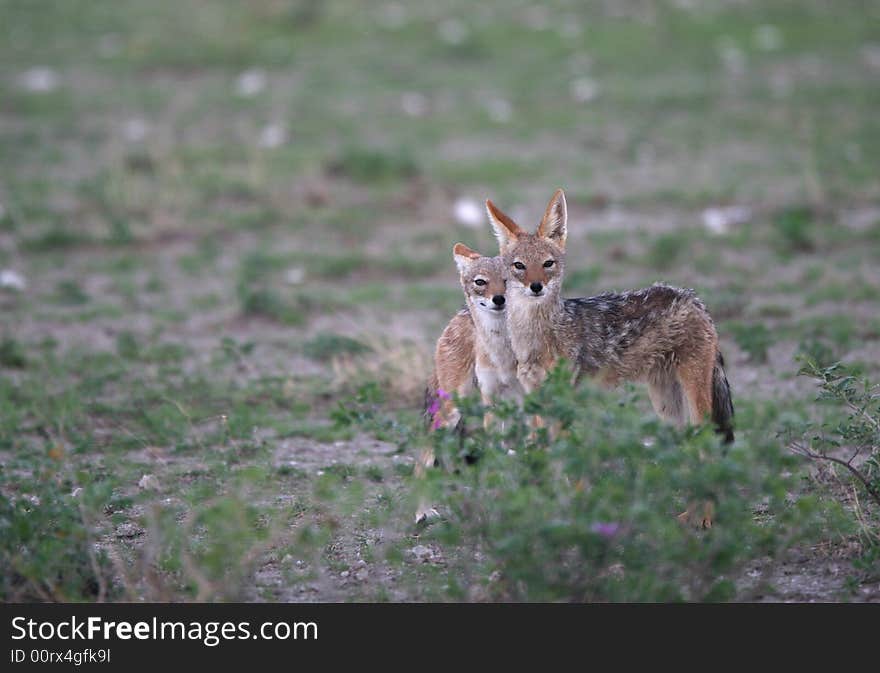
[437, 19, 468, 45]
[453, 197, 484, 228]
[570, 77, 599, 103]
[401, 91, 429, 117]
[701, 206, 752, 235]
[122, 118, 148, 143]
[408, 545, 434, 562]
[485, 97, 513, 123]
[862, 43, 880, 70]
[0, 269, 26, 291]
[378, 3, 407, 30]
[138, 474, 160, 491]
[19, 67, 58, 93]
[754, 25, 783, 52]
[258, 123, 287, 149]
[236, 69, 267, 97]
[716, 37, 746, 74]
[285, 267, 306, 285]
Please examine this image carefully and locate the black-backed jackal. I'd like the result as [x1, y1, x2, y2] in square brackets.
[487, 189, 734, 526]
[417, 244, 521, 522]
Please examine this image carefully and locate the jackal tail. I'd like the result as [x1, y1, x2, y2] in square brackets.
[711, 351, 734, 444]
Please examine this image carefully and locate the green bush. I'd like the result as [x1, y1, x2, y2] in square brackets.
[326, 146, 419, 183]
[773, 207, 816, 254]
[407, 363, 829, 601]
[789, 360, 880, 582]
[304, 332, 372, 362]
[0, 336, 27, 368]
[236, 251, 305, 325]
[728, 321, 774, 363]
[646, 232, 690, 270]
[0, 451, 116, 601]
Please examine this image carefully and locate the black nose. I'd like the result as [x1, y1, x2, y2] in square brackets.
[492, 295, 505, 306]
[530, 282, 543, 294]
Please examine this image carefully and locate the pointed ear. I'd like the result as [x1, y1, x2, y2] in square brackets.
[453, 242, 481, 274]
[486, 199, 523, 251]
[536, 188, 567, 248]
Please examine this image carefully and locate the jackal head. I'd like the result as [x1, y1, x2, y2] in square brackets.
[486, 189, 567, 304]
[452, 243, 507, 318]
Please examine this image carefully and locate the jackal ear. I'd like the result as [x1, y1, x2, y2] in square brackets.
[486, 199, 523, 251]
[453, 242, 481, 274]
[537, 188, 567, 248]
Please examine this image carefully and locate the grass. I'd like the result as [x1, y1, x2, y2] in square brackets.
[0, 0, 879, 602]
[303, 333, 372, 362]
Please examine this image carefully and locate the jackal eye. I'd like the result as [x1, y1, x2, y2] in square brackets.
[543, 260, 555, 268]
[474, 278, 487, 286]
[513, 262, 526, 270]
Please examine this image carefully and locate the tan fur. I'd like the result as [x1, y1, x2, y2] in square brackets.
[430, 309, 477, 428]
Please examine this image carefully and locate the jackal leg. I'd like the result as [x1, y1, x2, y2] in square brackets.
[516, 362, 549, 438]
[675, 353, 717, 528]
[647, 368, 687, 427]
[677, 500, 714, 529]
[677, 353, 715, 426]
[414, 447, 440, 524]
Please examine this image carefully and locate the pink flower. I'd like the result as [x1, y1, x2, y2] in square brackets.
[426, 399, 440, 417]
[590, 522, 620, 538]
[427, 389, 451, 430]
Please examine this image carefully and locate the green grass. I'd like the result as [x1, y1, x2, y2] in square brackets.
[303, 332, 372, 362]
[1, 0, 879, 602]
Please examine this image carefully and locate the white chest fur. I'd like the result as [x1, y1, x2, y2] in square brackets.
[471, 306, 521, 395]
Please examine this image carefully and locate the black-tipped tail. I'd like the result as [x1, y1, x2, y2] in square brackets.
[711, 351, 735, 443]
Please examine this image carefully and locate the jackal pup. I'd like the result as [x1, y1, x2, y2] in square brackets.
[426, 243, 520, 431]
[486, 189, 734, 443]
[417, 244, 521, 523]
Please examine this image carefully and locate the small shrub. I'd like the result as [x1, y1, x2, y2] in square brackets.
[774, 206, 816, 254]
[304, 332, 372, 362]
[405, 363, 827, 601]
[239, 287, 304, 325]
[789, 360, 880, 582]
[0, 337, 27, 368]
[326, 146, 419, 183]
[54, 279, 90, 305]
[115, 331, 140, 360]
[728, 321, 773, 363]
[237, 251, 305, 325]
[646, 232, 690, 270]
[565, 266, 602, 293]
[0, 453, 116, 601]
[796, 336, 837, 369]
[21, 225, 89, 252]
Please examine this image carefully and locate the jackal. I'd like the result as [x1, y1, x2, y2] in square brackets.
[486, 189, 734, 444]
[417, 244, 521, 522]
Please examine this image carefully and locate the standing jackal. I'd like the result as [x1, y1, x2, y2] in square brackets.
[487, 189, 734, 443]
[417, 244, 521, 523]
[425, 243, 521, 431]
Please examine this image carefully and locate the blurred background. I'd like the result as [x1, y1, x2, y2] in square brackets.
[1, 1, 879, 601]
